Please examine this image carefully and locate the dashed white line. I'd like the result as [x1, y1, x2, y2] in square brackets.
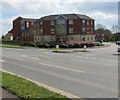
[0, 60, 5, 62]
[31, 57, 39, 60]
[4, 56, 23, 60]
[21, 55, 28, 57]
[39, 62, 86, 73]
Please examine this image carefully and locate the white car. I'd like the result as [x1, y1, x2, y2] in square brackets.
[118, 46, 120, 52]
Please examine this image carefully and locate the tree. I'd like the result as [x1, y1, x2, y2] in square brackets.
[95, 24, 106, 30]
[95, 24, 112, 41]
[1, 35, 5, 40]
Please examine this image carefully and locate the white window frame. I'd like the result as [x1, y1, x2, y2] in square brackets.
[91, 21, 93, 25]
[87, 20, 89, 25]
[51, 28, 55, 34]
[82, 20, 85, 24]
[50, 20, 55, 25]
[102, 34, 104, 37]
[41, 29, 43, 34]
[69, 28, 73, 33]
[40, 21, 43, 25]
[69, 20, 73, 24]
[82, 28, 85, 32]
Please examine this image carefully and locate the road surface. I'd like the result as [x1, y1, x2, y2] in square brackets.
[1, 42, 118, 98]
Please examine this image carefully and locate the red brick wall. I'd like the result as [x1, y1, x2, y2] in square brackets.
[22, 35, 34, 42]
[43, 21, 51, 36]
[12, 17, 22, 36]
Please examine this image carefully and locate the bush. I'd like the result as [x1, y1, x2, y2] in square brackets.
[95, 42, 102, 46]
[21, 42, 35, 47]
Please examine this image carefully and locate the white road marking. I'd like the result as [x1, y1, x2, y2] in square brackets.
[4, 56, 23, 60]
[1, 69, 80, 98]
[31, 57, 39, 60]
[39, 62, 86, 73]
[44, 52, 49, 54]
[0, 60, 5, 62]
[21, 55, 28, 57]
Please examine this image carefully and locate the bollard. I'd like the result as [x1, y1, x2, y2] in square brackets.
[83, 45, 87, 52]
[56, 45, 59, 51]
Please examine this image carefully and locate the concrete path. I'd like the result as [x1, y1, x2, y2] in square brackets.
[1, 87, 22, 100]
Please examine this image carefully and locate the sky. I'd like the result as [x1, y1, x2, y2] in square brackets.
[0, 0, 119, 37]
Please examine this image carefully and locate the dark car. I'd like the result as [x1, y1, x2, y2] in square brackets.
[116, 41, 120, 45]
[96, 40, 103, 43]
[118, 46, 120, 52]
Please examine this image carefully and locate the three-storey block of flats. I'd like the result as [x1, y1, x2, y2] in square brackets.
[7, 14, 95, 43]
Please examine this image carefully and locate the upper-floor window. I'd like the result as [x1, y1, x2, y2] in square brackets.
[87, 20, 89, 25]
[41, 29, 43, 34]
[69, 20, 73, 24]
[102, 34, 104, 37]
[82, 28, 85, 32]
[69, 28, 73, 33]
[51, 20, 55, 25]
[91, 21, 93, 25]
[40, 21, 43, 25]
[31, 22, 34, 25]
[91, 28, 93, 33]
[51, 28, 55, 34]
[26, 22, 30, 28]
[82, 20, 85, 27]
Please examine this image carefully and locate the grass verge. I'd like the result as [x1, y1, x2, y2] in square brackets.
[0, 71, 69, 100]
[0, 45, 24, 49]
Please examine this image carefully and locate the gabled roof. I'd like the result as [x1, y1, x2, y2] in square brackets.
[40, 14, 94, 21]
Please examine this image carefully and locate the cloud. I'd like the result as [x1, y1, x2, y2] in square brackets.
[1, 1, 118, 37]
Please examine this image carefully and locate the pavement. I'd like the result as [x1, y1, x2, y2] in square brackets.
[1, 42, 119, 98]
[1, 87, 22, 100]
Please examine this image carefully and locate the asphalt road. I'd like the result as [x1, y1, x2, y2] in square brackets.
[1, 42, 118, 98]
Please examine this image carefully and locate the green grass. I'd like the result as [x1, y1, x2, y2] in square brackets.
[0, 45, 24, 49]
[1, 71, 69, 100]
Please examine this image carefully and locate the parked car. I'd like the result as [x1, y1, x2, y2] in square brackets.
[116, 41, 120, 45]
[96, 40, 103, 43]
[118, 46, 120, 52]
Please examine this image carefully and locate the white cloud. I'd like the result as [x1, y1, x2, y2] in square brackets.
[1, 1, 118, 37]
[2, 0, 60, 2]
[90, 12, 117, 20]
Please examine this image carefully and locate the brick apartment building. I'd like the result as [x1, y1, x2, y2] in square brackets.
[6, 14, 95, 43]
[7, 17, 36, 41]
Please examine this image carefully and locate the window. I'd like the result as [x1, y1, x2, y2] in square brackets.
[69, 20, 73, 24]
[21, 26, 25, 30]
[91, 28, 93, 33]
[51, 20, 55, 25]
[22, 33, 24, 36]
[41, 29, 43, 34]
[26, 22, 29, 27]
[31, 22, 34, 25]
[82, 28, 85, 32]
[82, 20, 85, 27]
[69, 28, 73, 33]
[87, 21, 89, 25]
[51, 28, 55, 34]
[91, 37, 93, 40]
[82, 37, 85, 41]
[71, 37, 73, 40]
[91, 21, 93, 25]
[40, 21, 43, 25]
[37, 23, 39, 26]
[82, 20, 85, 23]
[88, 37, 89, 41]
[27, 33, 29, 36]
